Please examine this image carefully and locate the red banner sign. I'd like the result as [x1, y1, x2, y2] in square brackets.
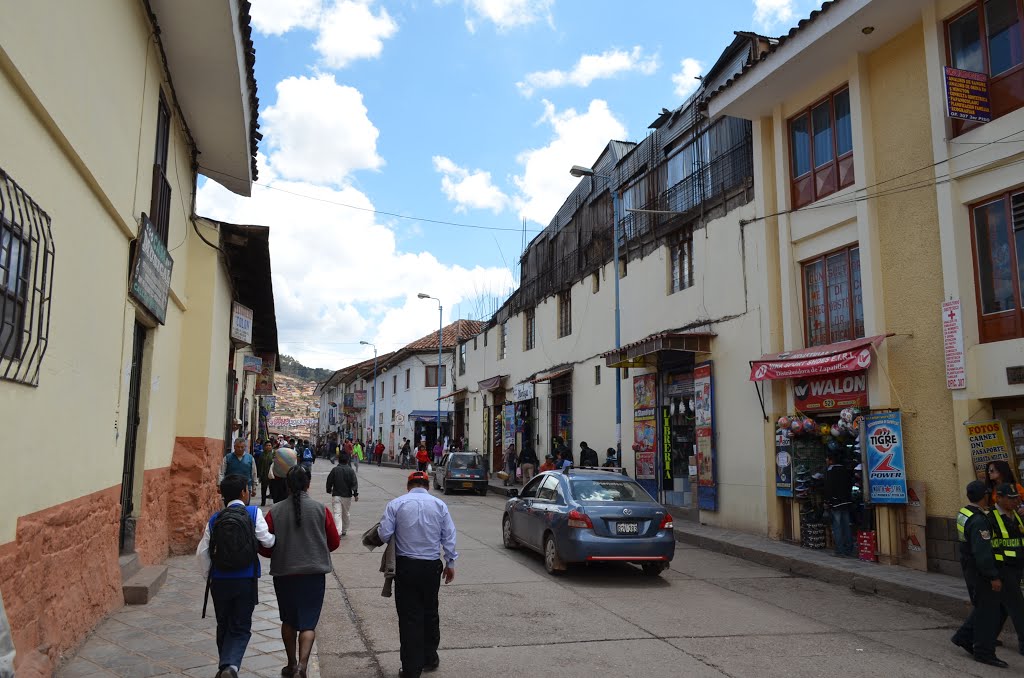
[749, 335, 885, 382]
[793, 372, 868, 412]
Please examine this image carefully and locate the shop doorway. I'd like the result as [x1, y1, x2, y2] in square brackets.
[550, 375, 572, 451]
[661, 365, 695, 507]
[119, 321, 147, 553]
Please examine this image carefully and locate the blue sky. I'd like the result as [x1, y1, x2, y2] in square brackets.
[196, 0, 821, 370]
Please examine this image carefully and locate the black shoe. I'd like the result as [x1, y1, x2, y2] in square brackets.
[398, 669, 420, 678]
[951, 635, 974, 656]
[974, 655, 1008, 668]
[424, 659, 439, 672]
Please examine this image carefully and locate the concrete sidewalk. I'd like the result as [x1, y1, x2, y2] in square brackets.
[56, 555, 321, 678]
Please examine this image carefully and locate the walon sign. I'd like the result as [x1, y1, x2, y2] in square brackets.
[793, 372, 867, 412]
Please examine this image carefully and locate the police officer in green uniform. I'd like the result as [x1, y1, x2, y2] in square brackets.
[991, 482, 1024, 656]
[951, 480, 1007, 667]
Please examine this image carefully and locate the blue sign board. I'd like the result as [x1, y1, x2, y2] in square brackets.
[861, 411, 908, 504]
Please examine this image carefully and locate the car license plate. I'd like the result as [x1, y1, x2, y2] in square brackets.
[616, 521, 639, 535]
[462, 482, 475, 488]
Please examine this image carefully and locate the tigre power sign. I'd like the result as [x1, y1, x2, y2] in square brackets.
[861, 411, 908, 504]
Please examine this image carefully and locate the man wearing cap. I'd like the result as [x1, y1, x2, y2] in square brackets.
[991, 483, 1024, 656]
[951, 480, 1007, 667]
[377, 471, 458, 678]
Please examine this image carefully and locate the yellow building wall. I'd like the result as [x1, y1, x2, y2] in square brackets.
[867, 25, 957, 516]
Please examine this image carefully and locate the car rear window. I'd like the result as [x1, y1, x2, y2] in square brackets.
[570, 478, 650, 502]
[449, 454, 484, 470]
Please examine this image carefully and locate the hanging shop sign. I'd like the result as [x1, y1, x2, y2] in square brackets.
[343, 393, 354, 408]
[264, 396, 276, 411]
[231, 302, 254, 344]
[694, 362, 717, 511]
[861, 411, 908, 504]
[793, 371, 867, 412]
[965, 420, 1012, 481]
[749, 335, 884, 381]
[511, 381, 535, 402]
[632, 375, 657, 494]
[775, 431, 793, 497]
[128, 215, 174, 325]
[354, 390, 367, 409]
[944, 67, 991, 123]
[942, 299, 966, 389]
[243, 355, 263, 373]
[254, 353, 275, 396]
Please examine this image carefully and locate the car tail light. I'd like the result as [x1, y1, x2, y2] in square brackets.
[659, 514, 674, 530]
[567, 510, 593, 529]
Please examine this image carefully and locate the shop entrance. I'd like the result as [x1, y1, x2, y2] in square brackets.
[119, 321, 147, 554]
[549, 374, 572, 452]
[660, 352, 696, 507]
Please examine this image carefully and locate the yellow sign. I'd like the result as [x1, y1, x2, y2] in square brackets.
[965, 419, 1012, 480]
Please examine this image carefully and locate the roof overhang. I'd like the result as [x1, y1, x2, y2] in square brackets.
[531, 366, 573, 383]
[602, 332, 715, 369]
[438, 388, 468, 401]
[708, 0, 930, 120]
[478, 375, 508, 391]
[216, 220, 278, 367]
[149, 0, 258, 196]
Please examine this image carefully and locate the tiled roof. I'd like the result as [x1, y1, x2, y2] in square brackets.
[706, 0, 841, 105]
[404, 320, 486, 352]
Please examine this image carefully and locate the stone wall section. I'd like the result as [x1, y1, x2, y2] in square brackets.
[134, 467, 172, 566]
[168, 437, 224, 555]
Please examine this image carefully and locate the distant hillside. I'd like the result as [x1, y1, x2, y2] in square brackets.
[273, 373, 319, 418]
[279, 354, 333, 384]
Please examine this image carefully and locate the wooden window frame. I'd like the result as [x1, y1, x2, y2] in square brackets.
[557, 290, 572, 338]
[669, 233, 694, 294]
[392, 374, 398, 394]
[425, 364, 446, 388]
[458, 343, 467, 375]
[788, 86, 855, 209]
[801, 244, 865, 347]
[970, 189, 1024, 342]
[945, 0, 1024, 136]
[524, 307, 536, 351]
[150, 93, 172, 245]
[405, 368, 410, 389]
[499, 322, 508, 360]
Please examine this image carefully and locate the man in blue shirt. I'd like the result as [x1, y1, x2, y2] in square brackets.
[219, 438, 258, 498]
[378, 471, 457, 678]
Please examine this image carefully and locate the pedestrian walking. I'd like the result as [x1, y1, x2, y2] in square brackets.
[824, 450, 855, 558]
[578, 441, 599, 467]
[416, 444, 430, 472]
[256, 441, 274, 506]
[352, 440, 364, 472]
[377, 471, 457, 678]
[602, 448, 618, 468]
[540, 454, 557, 472]
[557, 448, 572, 471]
[951, 480, 1008, 667]
[269, 440, 298, 504]
[325, 455, 358, 537]
[375, 439, 386, 466]
[262, 467, 340, 678]
[990, 483, 1024, 655]
[432, 440, 444, 465]
[399, 438, 412, 469]
[502, 444, 518, 486]
[300, 440, 315, 476]
[219, 438, 258, 499]
[987, 460, 1024, 508]
[195, 474, 276, 678]
[519, 442, 538, 484]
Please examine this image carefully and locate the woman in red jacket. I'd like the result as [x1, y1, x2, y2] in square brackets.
[416, 444, 430, 471]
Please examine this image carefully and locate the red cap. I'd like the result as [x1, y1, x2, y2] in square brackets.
[408, 471, 430, 483]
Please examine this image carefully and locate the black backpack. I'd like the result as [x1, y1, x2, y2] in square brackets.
[210, 505, 258, 571]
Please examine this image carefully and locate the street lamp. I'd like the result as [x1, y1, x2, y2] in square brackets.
[360, 340, 377, 448]
[569, 164, 622, 459]
[418, 293, 443, 449]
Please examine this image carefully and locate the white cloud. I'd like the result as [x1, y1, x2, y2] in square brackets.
[260, 73, 383, 185]
[513, 99, 627, 225]
[463, 0, 553, 33]
[671, 58, 704, 99]
[197, 154, 514, 369]
[432, 156, 510, 213]
[517, 46, 659, 97]
[314, 1, 398, 69]
[753, 0, 796, 30]
[250, 0, 321, 36]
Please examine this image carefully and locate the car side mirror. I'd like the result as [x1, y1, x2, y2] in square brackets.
[508, 488, 519, 498]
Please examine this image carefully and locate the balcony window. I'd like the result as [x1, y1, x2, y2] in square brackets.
[789, 88, 855, 209]
[802, 245, 864, 347]
[972, 191, 1024, 342]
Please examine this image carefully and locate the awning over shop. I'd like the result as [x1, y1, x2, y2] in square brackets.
[749, 335, 888, 382]
[477, 375, 507, 390]
[531, 365, 573, 383]
[437, 388, 468, 401]
[601, 331, 715, 368]
[408, 410, 451, 422]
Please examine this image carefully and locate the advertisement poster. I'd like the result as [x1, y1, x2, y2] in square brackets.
[965, 420, 1012, 480]
[943, 299, 967, 389]
[254, 353, 275, 396]
[243, 355, 263, 373]
[633, 374, 658, 495]
[343, 393, 354, 408]
[694, 362, 717, 511]
[775, 431, 793, 497]
[354, 390, 367, 409]
[861, 411, 909, 504]
[944, 67, 991, 123]
[793, 372, 867, 412]
[503, 404, 515, 449]
[231, 302, 253, 344]
[264, 396, 276, 411]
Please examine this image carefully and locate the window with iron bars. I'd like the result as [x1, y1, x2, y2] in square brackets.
[0, 167, 54, 386]
[670, 232, 694, 293]
[524, 307, 536, 351]
[151, 93, 172, 245]
[499, 322, 508, 360]
[557, 290, 572, 338]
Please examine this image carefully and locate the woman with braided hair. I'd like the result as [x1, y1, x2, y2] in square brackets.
[261, 466, 340, 678]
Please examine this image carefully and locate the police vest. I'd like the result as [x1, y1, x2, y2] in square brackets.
[991, 510, 1024, 564]
[957, 506, 982, 542]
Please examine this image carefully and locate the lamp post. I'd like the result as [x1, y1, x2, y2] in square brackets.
[360, 340, 377, 447]
[570, 164, 622, 458]
[418, 293, 443, 448]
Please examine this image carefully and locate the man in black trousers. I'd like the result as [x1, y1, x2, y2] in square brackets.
[377, 471, 458, 678]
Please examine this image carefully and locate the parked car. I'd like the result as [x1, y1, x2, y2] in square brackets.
[501, 468, 675, 576]
[433, 451, 489, 496]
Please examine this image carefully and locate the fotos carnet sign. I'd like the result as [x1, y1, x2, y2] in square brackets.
[861, 411, 908, 504]
[965, 420, 1012, 480]
[942, 299, 966, 389]
[944, 67, 991, 123]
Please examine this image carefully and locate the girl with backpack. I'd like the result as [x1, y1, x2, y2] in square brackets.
[262, 466, 340, 678]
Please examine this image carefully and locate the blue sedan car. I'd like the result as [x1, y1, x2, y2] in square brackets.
[501, 468, 676, 576]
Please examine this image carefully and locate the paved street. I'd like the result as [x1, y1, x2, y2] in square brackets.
[56, 462, 1023, 678]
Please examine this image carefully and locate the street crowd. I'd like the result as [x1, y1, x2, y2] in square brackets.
[201, 433, 458, 678]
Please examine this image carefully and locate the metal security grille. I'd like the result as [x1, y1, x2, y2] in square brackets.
[0, 167, 54, 386]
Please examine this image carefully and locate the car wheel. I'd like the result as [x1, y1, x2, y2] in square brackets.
[544, 534, 564, 575]
[641, 563, 667, 577]
[443, 481, 452, 495]
[502, 516, 517, 549]
[478, 486, 489, 497]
